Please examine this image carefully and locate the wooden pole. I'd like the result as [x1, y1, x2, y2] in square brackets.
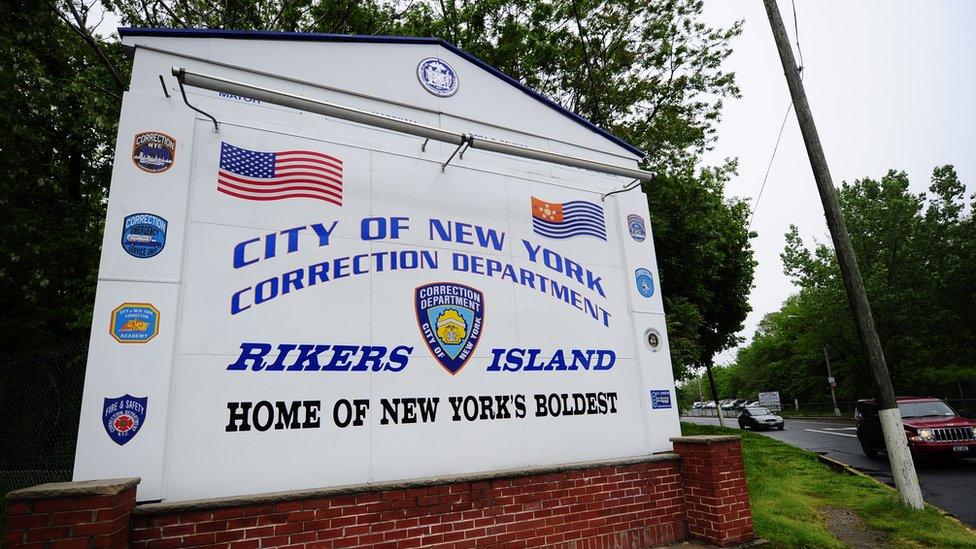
[762, 0, 923, 509]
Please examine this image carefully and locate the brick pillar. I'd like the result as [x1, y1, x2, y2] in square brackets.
[671, 435, 754, 547]
[4, 478, 139, 548]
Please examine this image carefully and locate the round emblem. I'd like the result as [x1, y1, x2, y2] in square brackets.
[627, 214, 647, 242]
[122, 213, 167, 259]
[417, 58, 459, 97]
[644, 328, 661, 352]
[635, 268, 655, 298]
[132, 131, 176, 173]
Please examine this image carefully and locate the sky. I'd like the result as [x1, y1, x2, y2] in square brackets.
[92, 1, 975, 366]
[700, 0, 976, 365]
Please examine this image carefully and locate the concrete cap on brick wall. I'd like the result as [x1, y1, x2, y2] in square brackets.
[669, 435, 741, 444]
[6, 477, 140, 500]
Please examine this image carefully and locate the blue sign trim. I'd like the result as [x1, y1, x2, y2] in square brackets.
[118, 28, 644, 158]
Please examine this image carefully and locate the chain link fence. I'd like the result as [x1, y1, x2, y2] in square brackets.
[0, 341, 88, 498]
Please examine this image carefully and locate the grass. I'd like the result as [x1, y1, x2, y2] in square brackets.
[681, 422, 976, 548]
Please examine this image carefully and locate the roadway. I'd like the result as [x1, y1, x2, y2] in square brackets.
[683, 416, 976, 527]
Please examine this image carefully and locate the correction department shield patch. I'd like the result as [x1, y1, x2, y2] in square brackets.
[102, 394, 147, 446]
[415, 282, 484, 375]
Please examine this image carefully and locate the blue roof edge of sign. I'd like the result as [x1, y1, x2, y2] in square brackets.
[118, 27, 645, 159]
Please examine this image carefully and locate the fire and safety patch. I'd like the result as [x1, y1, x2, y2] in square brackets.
[102, 394, 147, 446]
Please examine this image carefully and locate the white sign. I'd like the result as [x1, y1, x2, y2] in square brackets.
[758, 391, 782, 411]
[73, 31, 679, 502]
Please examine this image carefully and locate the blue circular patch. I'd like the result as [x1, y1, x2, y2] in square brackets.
[635, 268, 655, 298]
[122, 213, 167, 259]
[627, 214, 646, 242]
[417, 58, 459, 97]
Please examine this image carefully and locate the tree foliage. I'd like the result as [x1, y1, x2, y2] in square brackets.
[1, 0, 755, 381]
[703, 167, 976, 405]
[0, 0, 126, 351]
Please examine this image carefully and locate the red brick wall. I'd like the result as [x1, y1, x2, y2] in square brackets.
[4, 481, 138, 548]
[5, 437, 755, 548]
[130, 460, 686, 549]
[671, 436, 753, 547]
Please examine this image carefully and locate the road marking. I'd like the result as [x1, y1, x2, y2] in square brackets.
[805, 428, 858, 438]
[821, 427, 857, 431]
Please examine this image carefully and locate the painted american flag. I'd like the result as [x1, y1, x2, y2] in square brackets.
[217, 142, 343, 205]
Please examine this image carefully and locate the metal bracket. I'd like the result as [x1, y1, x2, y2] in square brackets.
[601, 178, 644, 201]
[158, 75, 170, 98]
[174, 69, 220, 133]
[458, 141, 470, 160]
[421, 138, 429, 152]
[441, 135, 471, 172]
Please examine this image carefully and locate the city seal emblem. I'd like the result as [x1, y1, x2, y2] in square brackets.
[132, 131, 176, 173]
[417, 58, 459, 97]
[102, 394, 148, 446]
[121, 213, 167, 258]
[415, 282, 484, 375]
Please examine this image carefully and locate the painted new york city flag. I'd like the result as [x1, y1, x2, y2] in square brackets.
[531, 197, 607, 240]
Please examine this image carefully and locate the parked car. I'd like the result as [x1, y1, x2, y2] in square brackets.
[855, 397, 976, 459]
[738, 406, 785, 430]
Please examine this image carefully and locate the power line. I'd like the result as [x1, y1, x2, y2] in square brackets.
[748, 0, 804, 230]
[749, 101, 793, 230]
[791, 0, 804, 71]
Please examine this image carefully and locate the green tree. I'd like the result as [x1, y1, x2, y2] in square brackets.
[2, 0, 756, 384]
[0, 0, 127, 351]
[732, 167, 975, 404]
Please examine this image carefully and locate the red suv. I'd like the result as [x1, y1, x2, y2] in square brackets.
[855, 397, 976, 458]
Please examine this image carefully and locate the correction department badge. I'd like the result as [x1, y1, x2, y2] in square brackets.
[415, 282, 484, 375]
[627, 214, 647, 242]
[132, 131, 176, 173]
[102, 395, 147, 446]
[122, 213, 167, 258]
[635, 268, 655, 298]
[417, 58, 459, 97]
[110, 303, 160, 343]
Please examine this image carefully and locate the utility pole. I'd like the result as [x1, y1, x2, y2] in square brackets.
[704, 362, 725, 427]
[823, 346, 841, 417]
[762, 0, 924, 509]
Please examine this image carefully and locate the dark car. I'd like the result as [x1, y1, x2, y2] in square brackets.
[738, 406, 785, 430]
[855, 397, 976, 458]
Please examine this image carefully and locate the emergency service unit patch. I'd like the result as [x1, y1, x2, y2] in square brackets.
[132, 131, 176, 173]
[102, 394, 147, 446]
[121, 213, 167, 258]
[415, 282, 484, 375]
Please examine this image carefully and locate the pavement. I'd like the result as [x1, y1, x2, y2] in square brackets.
[683, 416, 976, 528]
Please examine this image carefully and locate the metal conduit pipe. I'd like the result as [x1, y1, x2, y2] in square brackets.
[171, 66, 655, 182]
